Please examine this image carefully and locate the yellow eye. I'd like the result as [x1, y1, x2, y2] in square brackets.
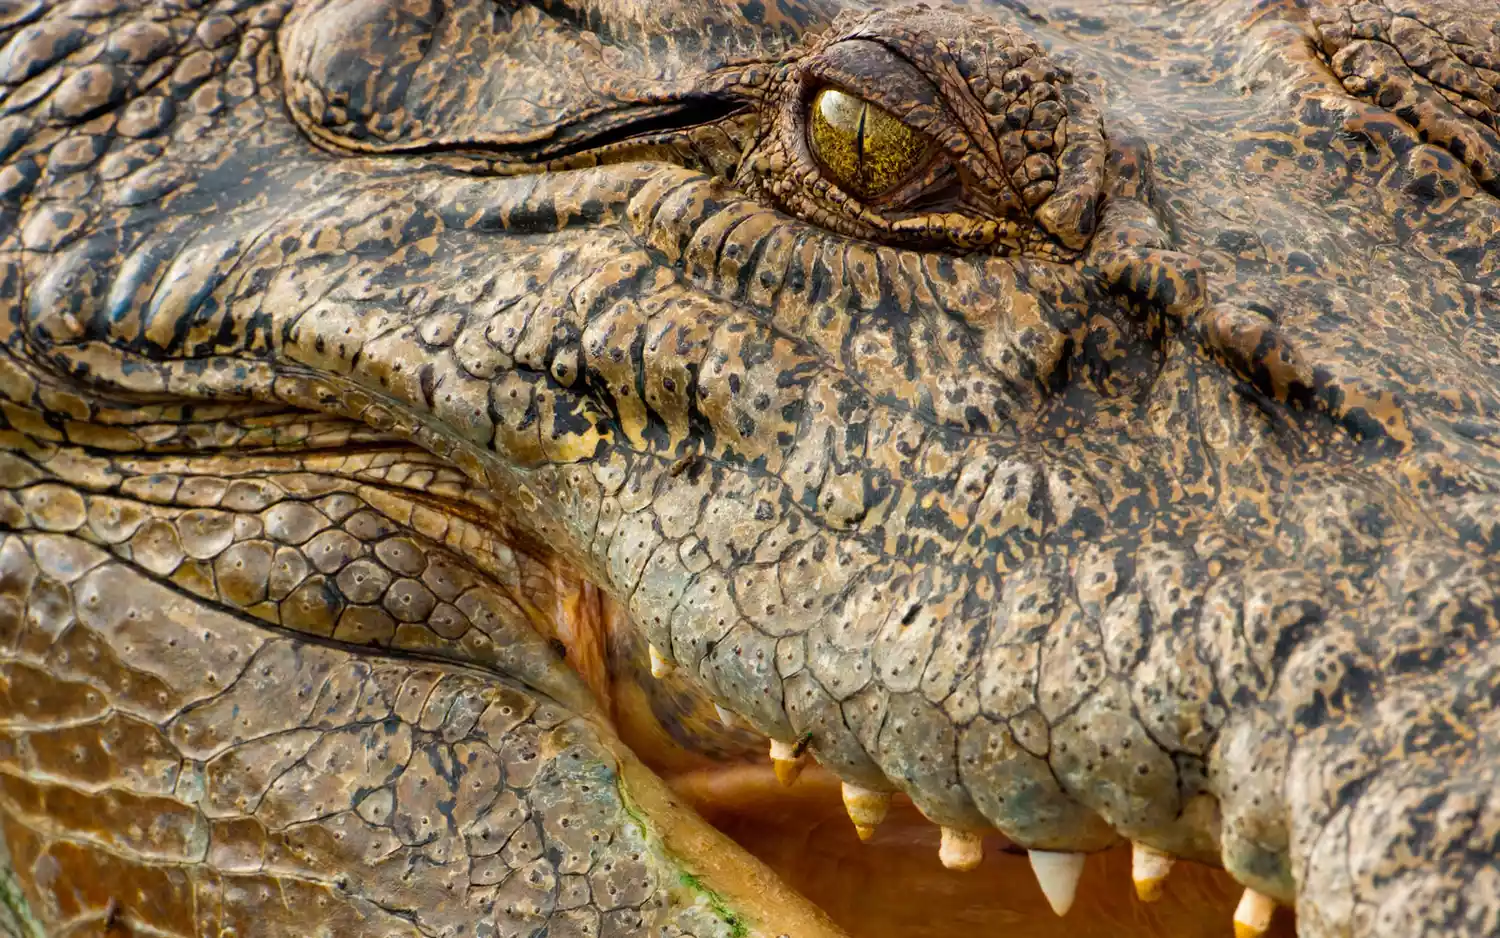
[808, 87, 932, 200]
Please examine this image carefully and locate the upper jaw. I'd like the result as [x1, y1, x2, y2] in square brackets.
[19, 0, 1500, 933]
[56, 97, 1496, 938]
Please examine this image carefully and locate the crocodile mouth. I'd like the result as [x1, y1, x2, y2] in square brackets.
[671, 769, 1277, 938]
[539, 559, 1295, 938]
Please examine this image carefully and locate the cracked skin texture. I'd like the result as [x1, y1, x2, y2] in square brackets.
[2, 0, 1500, 935]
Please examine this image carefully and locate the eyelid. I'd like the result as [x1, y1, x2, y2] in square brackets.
[798, 38, 1022, 217]
[802, 39, 944, 142]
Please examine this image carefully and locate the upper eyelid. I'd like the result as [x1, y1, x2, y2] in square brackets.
[800, 40, 950, 139]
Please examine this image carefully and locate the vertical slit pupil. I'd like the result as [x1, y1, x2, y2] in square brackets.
[854, 98, 867, 185]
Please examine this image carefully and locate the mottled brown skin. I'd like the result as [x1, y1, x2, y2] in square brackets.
[1, 0, 1499, 937]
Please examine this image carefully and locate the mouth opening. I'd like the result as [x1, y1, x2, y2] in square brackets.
[536, 557, 1297, 938]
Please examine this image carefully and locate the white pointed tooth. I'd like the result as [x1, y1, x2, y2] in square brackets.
[1233, 889, 1276, 938]
[768, 738, 798, 760]
[1131, 842, 1175, 902]
[768, 739, 805, 786]
[938, 827, 985, 871]
[840, 784, 892, 842]
[1028, 850, 1086, 917]
[714, 704, 738, 727]
[648, 644, 674, 679]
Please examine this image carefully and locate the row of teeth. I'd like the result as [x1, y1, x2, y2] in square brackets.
[652, 650, 1277, 937]
[787, 740, 1276, 937]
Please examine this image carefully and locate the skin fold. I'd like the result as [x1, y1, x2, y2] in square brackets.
[0, 0, 1498, 936]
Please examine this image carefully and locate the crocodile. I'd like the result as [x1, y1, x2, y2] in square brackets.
[1, 0, 1499, 935]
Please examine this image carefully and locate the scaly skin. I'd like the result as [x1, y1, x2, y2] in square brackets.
[2, 0, 1500, 936]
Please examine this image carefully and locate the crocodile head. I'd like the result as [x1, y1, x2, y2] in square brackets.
[1, 0, 1498, 936]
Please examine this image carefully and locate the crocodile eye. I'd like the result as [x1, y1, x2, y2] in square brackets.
[808, 87, 933, 201]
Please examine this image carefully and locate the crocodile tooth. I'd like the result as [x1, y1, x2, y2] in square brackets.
[1131, 842, 1174, 902]
[1233, 888, 1275, 938]
[938, 827, 985, 871]
[713, 704, 740, 727]
[1028, 850, 1085, 916]
[648, 644, 674, 678]
[840, 783, 892, 841]
[768, 739, 805, 786]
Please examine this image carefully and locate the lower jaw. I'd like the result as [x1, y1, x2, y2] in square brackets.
[657, 764, 1297, 938]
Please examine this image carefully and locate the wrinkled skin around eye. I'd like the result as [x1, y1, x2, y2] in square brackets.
[736, 6, 1107, 256]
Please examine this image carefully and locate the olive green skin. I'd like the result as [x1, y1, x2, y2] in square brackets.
[2, 1, 1500, 937]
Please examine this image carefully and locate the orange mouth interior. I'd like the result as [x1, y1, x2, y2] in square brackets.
[547, 563, 1298, 938]
[670, 764, 1293, 938]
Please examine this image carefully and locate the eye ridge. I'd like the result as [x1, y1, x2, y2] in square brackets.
[807, 85, 937, 202]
